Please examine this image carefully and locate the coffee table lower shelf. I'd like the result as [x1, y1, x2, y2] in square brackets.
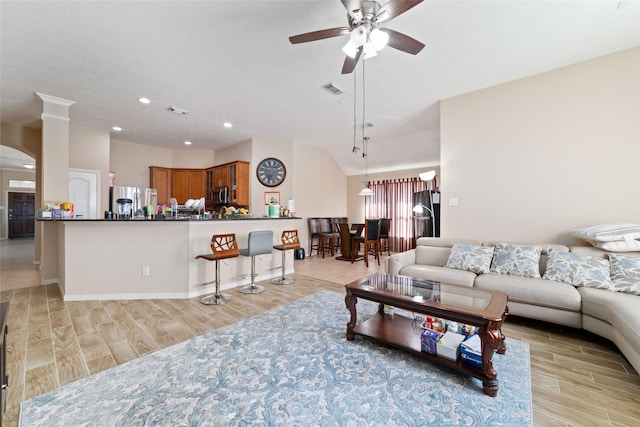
[350, 312, 493, 393]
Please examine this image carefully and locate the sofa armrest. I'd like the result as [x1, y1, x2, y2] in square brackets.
[386, 249, 416, 275]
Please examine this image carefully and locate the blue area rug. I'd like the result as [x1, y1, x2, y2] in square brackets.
[20, 290, 531, 426]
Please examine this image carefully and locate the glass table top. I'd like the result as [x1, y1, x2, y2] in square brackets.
[354, 273, 493, 311]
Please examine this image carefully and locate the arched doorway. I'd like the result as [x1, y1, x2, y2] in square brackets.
[0, 145, 37, 239]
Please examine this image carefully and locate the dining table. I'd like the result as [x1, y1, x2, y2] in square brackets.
[336, 223, 364, 262]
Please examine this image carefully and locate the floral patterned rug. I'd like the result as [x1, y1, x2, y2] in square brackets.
[20, 290, 531, 426]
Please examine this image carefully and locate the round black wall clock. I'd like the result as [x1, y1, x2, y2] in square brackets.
[256, 157, 286, 187]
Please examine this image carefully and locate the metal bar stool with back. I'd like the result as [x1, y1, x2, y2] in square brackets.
[195, 233, 240, 305]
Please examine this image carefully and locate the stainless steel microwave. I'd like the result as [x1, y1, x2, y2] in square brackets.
[211, 187, 228, 205]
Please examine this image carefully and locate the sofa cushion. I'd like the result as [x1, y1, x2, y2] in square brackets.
[543, 250, 612, 290]
[444, 244, 494, 274]
[474, 273, 582, 311]
[399, 265, 476, 287]
[608, 254, 640, 295]
[415, 246, 452, 268]
[489, 243, 542, 278]
[579, 287, 640, 354]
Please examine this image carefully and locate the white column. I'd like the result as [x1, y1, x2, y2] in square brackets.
[36, 92, 75, 285]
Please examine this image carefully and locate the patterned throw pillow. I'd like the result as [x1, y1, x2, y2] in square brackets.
[490, 243, 542, 278]
[445, 244, 494, 274]
[608, 254, 640, 295]
[543, 251, 612, 289]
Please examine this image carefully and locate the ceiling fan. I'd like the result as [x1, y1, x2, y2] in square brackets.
[289, 0, 425, 74]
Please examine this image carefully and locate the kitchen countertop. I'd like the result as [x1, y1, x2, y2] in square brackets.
[38, 216, 300, 222]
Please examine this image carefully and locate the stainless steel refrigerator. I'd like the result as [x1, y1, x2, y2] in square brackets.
[413, 190, 440, 247]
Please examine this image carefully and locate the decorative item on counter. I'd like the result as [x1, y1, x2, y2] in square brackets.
[61, 202, 74, 218]
[268, 204, 279, 218]
[105, 171, 115, 219]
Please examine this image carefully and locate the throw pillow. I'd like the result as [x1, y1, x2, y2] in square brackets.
[543, 250, 612, 289]
[570, 223, 640, 242]
[445, 244, 494, 274]
[608, 254, 640, 295]
[490, 243, 542, 278]
[591, 239, 640, 252]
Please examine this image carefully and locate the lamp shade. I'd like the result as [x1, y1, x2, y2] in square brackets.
[370, 28, 389, 51]
[349, 26, 367, 47]
[359, 187, 374, 196]
[419, 170, 436, 182]
[342, 40, 358, 58]
[363, 42, 378, 59]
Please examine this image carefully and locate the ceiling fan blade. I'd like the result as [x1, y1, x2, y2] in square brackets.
[376, 0, 424, 23]
[341, 46, 363, 74]
[379, 28, 425, 55]
[289, 27, 351, 44]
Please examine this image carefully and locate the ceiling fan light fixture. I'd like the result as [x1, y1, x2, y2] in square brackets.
[342, 40, 358, 58]
[370, 28, 389, 50]
[349, 26, 367, 47]
[363, 42, 378, 59]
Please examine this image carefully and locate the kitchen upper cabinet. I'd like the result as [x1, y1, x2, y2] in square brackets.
[206, 161, 250, 208]
[149, 166, 171, 205]
[171, 169, 205, 204]
[213, 164, 229, 188]
[229, 161, 249, 206]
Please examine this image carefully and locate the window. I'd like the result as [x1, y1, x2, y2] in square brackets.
[8, 179, 36, 189]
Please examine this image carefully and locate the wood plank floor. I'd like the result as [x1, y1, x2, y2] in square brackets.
[1, 239, 639, 426]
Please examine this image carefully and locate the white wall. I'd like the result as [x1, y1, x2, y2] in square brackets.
[440, 47, 640, 245]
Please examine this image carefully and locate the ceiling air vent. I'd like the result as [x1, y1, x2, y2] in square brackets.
[168, 106, 189, 115]
[321, 82, 345, 95]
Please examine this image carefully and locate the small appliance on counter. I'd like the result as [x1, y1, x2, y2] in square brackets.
[111, 186, 158, 220]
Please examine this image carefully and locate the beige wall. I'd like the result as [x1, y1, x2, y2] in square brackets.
[69, 124, 111, 215]
[440, 47, 640, 245]
[110, 139, 215, 189]
[347, 166, 441, 223]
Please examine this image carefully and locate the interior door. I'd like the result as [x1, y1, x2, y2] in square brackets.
[8, 192, 35, 238]
[69, 169, 99, 219]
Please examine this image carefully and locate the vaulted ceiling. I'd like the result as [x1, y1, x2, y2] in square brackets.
[1, 1, 638, 174]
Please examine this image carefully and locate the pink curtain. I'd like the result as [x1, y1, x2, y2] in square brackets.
[365, 178, 427, 252]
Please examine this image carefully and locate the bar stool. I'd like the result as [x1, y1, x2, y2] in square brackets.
[195, 233, 239, 305]
[272, 229, 300, 285]
[239, 230, 273, 294]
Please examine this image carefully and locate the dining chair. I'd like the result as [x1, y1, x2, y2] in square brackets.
[307, 218, 321, 257]
[319, 217, 339, 258]
[352, 219, 381, 267]
[379, 218, 391, 256]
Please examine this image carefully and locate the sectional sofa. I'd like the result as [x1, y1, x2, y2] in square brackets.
[386, 237, 640, 374]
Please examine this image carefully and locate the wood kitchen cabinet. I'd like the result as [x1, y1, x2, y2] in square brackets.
[171, 169, 205, 204]
[149, 166, 171, 205]
[206, 161, 250, 208]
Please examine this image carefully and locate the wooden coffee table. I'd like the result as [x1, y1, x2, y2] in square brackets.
[345, 273, 508, 397]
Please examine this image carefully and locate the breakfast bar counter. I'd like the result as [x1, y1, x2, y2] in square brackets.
[40, 217, 304, 301]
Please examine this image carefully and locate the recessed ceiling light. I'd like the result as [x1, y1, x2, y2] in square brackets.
[184, 141, 192, 146]
[23, 164, 35, 169]
[112, 126, 122, 132]
[138, 97, 151, 104]
[223, 122, 233, 128]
